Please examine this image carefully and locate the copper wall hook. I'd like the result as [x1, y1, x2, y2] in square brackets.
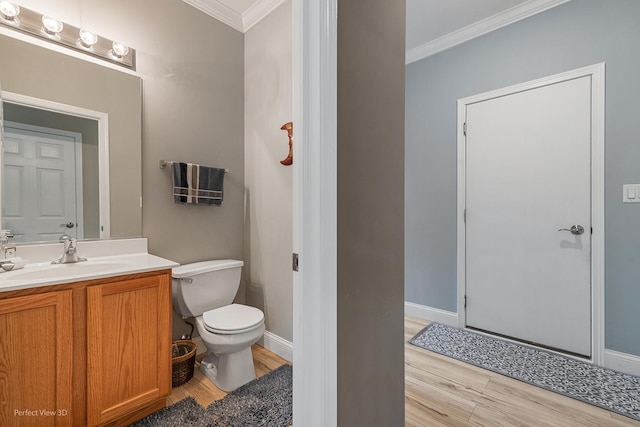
[280, 122, 293, 166]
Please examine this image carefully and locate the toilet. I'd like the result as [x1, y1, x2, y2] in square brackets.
[171, 259, 265, 392]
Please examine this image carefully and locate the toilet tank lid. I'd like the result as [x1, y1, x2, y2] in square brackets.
[172, 259, 244, 278]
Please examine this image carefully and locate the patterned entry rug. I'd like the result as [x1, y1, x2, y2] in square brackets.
[409, 323, 640, 422]
[130, 364, 292, 426]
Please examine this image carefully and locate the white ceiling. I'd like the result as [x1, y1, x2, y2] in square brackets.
[183, 0, 569, 63]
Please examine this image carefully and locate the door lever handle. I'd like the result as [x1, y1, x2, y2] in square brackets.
[558, 225, 584, 235]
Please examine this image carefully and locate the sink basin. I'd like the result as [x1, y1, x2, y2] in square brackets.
[5, 261, 132, 281]
[0, 248, 178, 293]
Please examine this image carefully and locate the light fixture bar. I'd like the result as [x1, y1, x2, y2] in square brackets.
[0, 2, 135, 69]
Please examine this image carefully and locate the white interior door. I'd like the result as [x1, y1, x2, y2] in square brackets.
[464, 76, 593, 357]
[3, 123, 82, 242]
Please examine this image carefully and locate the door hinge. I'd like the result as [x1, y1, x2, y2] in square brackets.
[463, 122, 467, 137]
[464, 295, 467, 308]
[464, 209, 466, 222]
[292, 253, 299, 272]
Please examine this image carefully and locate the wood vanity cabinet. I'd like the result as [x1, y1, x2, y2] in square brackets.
[86, 274, 172, 426]
[0, 269, 172, 427]
[0, 290, 73, 427]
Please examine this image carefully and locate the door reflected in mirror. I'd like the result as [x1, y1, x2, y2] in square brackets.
[1, 94, 110, 243]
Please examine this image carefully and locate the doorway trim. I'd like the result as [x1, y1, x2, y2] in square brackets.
[292, 0, 338, 426]
[456, 63, 605, 365]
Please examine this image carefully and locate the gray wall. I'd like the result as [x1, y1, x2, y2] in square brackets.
[128, 0, 245, 340]
[405, 0, 640, 356]
[338, 0, 405, 424]
[130, 1, 244, 267]
[244, 1, 293, 344]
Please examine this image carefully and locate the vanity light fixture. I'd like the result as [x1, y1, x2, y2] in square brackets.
[41, 15, 63, 38]
[0, 2, 135, 69]
[110, 41, 129, 58]
[78, 28, 98, 49]
[0, 1, 20, 25]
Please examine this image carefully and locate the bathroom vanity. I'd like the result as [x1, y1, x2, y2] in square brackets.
[0, 239, 177, 427]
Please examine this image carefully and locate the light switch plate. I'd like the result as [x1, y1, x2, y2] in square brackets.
[623, 184, 640, 203]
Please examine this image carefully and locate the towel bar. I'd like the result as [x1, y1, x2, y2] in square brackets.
[159, 160, 229, 173]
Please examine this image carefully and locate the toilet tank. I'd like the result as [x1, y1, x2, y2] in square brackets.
[172, 259, 244, 317]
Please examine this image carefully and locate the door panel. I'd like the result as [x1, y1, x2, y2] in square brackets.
[3, 124, 80, 242]
[465, 76, 592, 356]
[0, 291, 73, 427]
[86, 275, 172, 426]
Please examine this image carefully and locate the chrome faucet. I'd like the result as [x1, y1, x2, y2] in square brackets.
[52, 235, 87, 264]
[0, 230, 16, 260]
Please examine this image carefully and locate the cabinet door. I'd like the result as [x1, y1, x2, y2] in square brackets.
[0, 291, 73, 427]
[86, 274, 171, 426]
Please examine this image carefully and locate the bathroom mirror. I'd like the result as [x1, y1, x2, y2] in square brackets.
[0, 33, 142, 243]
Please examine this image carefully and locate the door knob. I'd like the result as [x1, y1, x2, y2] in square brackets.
[558, 225, 584, 235]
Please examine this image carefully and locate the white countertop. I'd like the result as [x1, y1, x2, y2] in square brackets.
[0, 238, 178, 292]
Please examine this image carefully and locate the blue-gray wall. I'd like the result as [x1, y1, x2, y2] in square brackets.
[405, 0, 640, 356]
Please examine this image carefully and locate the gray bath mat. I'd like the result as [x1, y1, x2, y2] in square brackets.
[129, 396, 208, 427]
[409, 322, 640, 422]
[130, 364, 292, 426]
[207, 364, 293, 425]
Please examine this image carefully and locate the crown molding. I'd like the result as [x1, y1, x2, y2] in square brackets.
[183, 0, 244, 32]
[406, 0, 571, 65]
[183, 0, 285, 33]
[243, 0, 287, 32]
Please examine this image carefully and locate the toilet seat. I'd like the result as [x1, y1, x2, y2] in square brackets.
[202, 304, 264, 335]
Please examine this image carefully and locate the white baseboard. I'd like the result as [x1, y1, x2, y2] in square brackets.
[405, 301, 458, 327]
[604, 349, 640, 376]
[258, 330, 293, 363]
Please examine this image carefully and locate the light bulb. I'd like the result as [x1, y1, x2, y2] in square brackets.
[79, 29, 98, 48]
[111, 42, 129, 58]
[42, 16, 63, 35]
[0, 1, 20, 21]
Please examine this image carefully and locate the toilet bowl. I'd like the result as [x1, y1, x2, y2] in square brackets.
[171, 260, 265, 392]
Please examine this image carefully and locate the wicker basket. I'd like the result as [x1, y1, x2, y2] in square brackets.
[171, 340, 197, 387]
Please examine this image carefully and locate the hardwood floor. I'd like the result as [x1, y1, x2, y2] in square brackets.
[405, 316, 640, 426]
[169, 319, 640, 426]
[167, 344, 291, 407]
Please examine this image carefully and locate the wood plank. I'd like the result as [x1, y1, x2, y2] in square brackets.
[405, 345, 491, 390]
[405, 375, 475, 424]
[485, 374, 622, 422]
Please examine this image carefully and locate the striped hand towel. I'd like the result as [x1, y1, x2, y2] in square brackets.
[172, 162, 225, 206]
